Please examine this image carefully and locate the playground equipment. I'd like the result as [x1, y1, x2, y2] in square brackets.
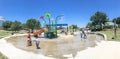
[39, 12, 68, 39]
[33, 28, 48, 37]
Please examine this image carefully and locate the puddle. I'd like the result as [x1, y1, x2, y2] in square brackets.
[6, 34, 104, 59]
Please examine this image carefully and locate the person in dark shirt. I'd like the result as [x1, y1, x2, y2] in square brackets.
[81, 28, 87, 39]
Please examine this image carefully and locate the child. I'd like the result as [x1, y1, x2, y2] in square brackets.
[80, 32, 83, 38]
[81, 28, 87, 39]
[34, 36, 40, 49]
[65, 30, 68, 35]
[27, 31, 32, 46]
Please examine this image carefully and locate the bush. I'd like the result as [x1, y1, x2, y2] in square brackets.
[118, 24, 120, 28]
[103, 25, 114, 29]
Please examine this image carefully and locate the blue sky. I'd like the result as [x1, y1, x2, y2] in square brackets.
[0, 0, 120, 27]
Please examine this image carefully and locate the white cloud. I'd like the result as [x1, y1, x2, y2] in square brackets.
[0, 16, 6, 21]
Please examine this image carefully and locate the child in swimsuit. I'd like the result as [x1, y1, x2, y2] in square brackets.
[27, 31, 32, 46]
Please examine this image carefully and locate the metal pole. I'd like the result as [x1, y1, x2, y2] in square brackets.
[55, 15, 64, 37]
[49, 18, 51, 32]
[43, 18, 46, 24]
[114, 19, 117, 40]
[55, 17, 58, 37]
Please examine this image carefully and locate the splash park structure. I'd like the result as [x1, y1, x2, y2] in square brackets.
[34, 12, 68, 39]
[2, 13, 104, 59]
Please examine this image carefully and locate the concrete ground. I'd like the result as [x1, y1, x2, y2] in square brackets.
[0, 34, 120, 59]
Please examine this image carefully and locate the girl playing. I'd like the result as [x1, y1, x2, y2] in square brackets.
[27, 31, 32, 46]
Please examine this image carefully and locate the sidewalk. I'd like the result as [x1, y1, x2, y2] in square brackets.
[72, 41, 120, 59]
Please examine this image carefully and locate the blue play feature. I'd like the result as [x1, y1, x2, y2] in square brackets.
[47, 24, 68, 26]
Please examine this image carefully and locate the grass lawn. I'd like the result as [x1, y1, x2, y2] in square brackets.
[99, 29, 120, 41]
[0, 30, 11, 39]
[0, 52, 7, 59]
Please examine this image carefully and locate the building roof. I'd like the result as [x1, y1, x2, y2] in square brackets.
[105, 22, 114, 26]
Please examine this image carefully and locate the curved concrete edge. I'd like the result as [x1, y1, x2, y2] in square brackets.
[0, 34, 27, 40]
[0, 34, 35, 40]
[0, 34, 54, 59]
[96, 32, 107, 41]
[89, 32, 107, 41]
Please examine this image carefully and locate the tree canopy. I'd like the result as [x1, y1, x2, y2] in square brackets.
[112, 17, 120, 24]
[11, 21, 22, 31]
[86, 22, 93, 27]
[26, 18, 41, 33]
[90, 11, 109, 25]
[69, 24, 78, 32]
[112, 17, 120, 28]
[90, 11, 109, 30]
[2, 21, 12, 30]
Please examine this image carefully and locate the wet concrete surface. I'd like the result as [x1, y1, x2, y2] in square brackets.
[6, 34, 104, 59]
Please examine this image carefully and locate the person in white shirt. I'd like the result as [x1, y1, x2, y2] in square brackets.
[34, 36, 40, 49]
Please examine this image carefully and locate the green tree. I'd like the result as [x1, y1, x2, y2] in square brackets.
[69, 24, 78, 32]
[112, 17, 120, 28]
[57, 26, 65, 30]
[26, 18, 41, 33]
[86, 22, 93, 27]
[10, 21, 21, 31]
[86, 22, 95, 30]
[2, 21, 12, 30]
[90, 11, 109, 30]
[34, 20, 41, 29]
[21, 23, 27, 29]
[113, 17, 120, 24]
